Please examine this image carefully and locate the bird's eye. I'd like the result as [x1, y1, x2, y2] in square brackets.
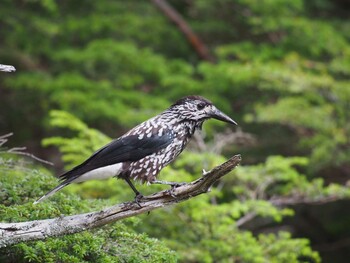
[197, 103, 206, 110]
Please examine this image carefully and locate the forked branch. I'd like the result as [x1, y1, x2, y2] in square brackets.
[0, 154, 241, 248]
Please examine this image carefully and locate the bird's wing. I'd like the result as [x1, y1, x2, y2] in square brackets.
[59, 130, 174, 182]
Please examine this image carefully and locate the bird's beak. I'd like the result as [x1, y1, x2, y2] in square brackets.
[211, 107, 237, 125]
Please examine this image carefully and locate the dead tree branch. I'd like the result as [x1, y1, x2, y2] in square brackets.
[0, 154, 242, 248]
[0, 133, 53, 166]
[270, 195, 345, 206]
[151, 0, 215, 63]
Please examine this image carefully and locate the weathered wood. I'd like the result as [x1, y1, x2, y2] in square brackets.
[0, 154, 241, 247]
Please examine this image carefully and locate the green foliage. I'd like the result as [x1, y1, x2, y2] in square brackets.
[1, 0, 350, 262]
[42, 110, 111, 169]
[230, 156, 350, 203]
[250, 53, 350, 170]
[257, 232, 319, 263]
[6, 227, 176, 263]
[40, 115, 333, 262]
[2, 0, 349, 172]
[0, 154, 177, 262]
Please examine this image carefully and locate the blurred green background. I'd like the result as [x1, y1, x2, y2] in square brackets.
[1, 0, 350, 262]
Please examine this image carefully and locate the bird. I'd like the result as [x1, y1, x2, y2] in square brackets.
[34, 95, 237, 204]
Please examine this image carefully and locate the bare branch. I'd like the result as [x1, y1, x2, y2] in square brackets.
[192, 128, 256, 154]
[212, 128, 256, 154]
[0, 64, 16, 72]
[0, 154, 242, 248]
[151, 0, 215, 63]
[0, 133, 53, 166]
[6, 147, 54, 166]
[235, 212, 257, 228]
[270, 195, 344, 206]
[0, 133, 14, 147]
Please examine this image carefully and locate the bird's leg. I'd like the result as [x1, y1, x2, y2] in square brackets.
[124, 177, 143, 207]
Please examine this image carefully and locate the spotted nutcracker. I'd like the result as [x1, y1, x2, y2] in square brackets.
[34, 95, 237, 204]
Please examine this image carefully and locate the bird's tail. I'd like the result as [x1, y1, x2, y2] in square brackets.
[33, 181, 70, 204]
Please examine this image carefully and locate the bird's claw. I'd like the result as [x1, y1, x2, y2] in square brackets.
[170, 182, 186, 188]
[166, 182, 186, 198]
[151, 180, 186, 188]
[134, 193, 144, 208]
[166, 188, 177, 198]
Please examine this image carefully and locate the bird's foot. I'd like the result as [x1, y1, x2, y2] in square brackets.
[151, 180, 186, 188]
[152, 180, 187, 198]
[134, 193, 144, 208]
[166, 188, 177, 198]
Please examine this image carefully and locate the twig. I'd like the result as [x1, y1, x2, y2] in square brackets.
[0, 64, 16, 72]
[0, 133, 53, 166]
[235, 212, 257, 228]
[151, 0, 215, 63]
[5, 148, 54, 166]
[192, 128, 256, 154]
[212, 128, 256, 154]
[0, 133, 14, 147]
[0, 155, 242, 247]
[235, 195, 346, 228]
[270, 195, 343, 206]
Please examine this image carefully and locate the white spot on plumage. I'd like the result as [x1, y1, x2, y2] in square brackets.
[34, 96, 236, 202]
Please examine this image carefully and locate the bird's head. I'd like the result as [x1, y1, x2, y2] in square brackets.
[168, 95, 237, 128]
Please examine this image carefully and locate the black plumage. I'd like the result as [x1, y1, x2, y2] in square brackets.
[59, 132, 174, 182]
[34, 95, 237, 204]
